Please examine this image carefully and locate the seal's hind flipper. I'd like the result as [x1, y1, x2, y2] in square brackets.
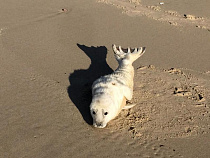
[112, 44, 146, 64]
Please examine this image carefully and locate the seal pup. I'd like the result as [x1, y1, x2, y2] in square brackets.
[90, 44, 146, 128]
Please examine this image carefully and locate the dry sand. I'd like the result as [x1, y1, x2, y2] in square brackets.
[0, 0, 210, 157]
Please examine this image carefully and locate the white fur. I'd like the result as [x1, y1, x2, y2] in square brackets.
[90, 44, 146, 128]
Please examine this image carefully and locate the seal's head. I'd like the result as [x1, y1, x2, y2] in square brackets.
[90, 96, 116, 128]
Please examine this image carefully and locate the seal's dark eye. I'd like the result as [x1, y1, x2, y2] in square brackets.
[92, 111, 96, 115]
[104, 112, 108, 115]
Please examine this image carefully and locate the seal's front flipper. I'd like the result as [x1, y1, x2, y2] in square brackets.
[122, 103, 136, 110]
[122, 85, 133, 101]
[122, 87, 135, 109]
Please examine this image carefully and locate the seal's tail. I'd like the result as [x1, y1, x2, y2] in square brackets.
[112, 44, 146, 64]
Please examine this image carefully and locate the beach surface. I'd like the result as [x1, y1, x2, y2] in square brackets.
[1, 0, 210, 157]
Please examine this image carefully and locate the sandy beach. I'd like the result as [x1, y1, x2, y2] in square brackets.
[1, 0, 210, 157]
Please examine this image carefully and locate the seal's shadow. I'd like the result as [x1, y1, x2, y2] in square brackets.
[68, 44, 113, 125]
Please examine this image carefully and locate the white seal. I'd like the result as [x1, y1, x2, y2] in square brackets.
[90, 44, 146, 128]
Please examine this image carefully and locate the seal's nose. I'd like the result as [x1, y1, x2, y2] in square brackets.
[96, 122, 103, 127]
[93, 122, 106, 128]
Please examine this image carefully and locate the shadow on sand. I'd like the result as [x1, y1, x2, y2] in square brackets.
[68, 44, 113, 125]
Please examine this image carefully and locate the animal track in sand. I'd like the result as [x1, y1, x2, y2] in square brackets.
[97, 0, 210, 31]
[106, 65, 210, 141]
[173, 85, 205, 102]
